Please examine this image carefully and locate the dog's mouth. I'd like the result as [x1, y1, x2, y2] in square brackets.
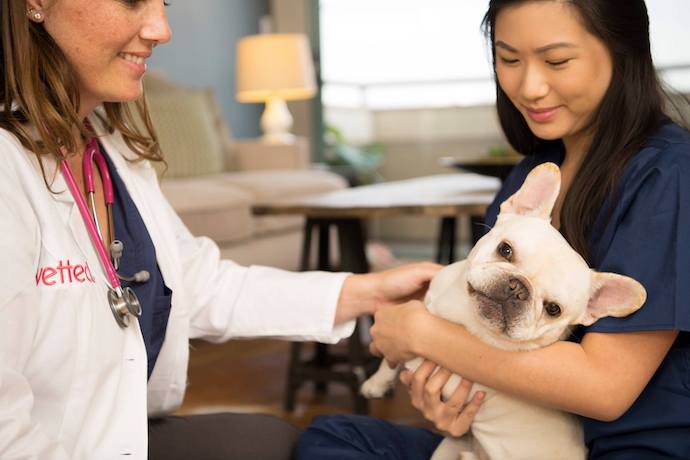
[467, 283, 489, 303]
[467, 282, 505, 320]
[467, 282, 500, 304]
[467, 281, 529, 335]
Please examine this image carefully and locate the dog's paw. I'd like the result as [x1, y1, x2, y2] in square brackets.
[360, 377, 390, 398]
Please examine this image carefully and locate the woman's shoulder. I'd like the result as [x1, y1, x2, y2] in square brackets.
[617, 122, 690, 195]
[0, 129, 41, 305]
[646, 121, 690, 147]
[0, 127, 36, 179]
[0, 126, 28, 154]
[630, 122, 690, 172]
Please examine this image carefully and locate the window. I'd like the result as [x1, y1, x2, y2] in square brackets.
[320, 0, 690, 109]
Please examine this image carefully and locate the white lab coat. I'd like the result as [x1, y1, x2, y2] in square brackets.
[0, 115, 354, 459]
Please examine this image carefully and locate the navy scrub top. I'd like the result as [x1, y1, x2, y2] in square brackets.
[103, 149, 173, 380]
[483, 122, 690, 459]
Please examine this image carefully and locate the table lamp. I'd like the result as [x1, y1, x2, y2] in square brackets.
[236, 33, 316, 144]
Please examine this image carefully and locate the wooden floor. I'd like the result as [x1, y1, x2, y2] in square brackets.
[177, 338, 429, 430]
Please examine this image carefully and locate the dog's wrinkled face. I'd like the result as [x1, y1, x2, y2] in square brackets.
[466, 213, 592, 347]
[454, 162, 646, 350]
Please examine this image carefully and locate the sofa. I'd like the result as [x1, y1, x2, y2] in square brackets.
[143, 73, 347, 270]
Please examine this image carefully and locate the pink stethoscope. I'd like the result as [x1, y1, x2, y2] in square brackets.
[60, 138, 149, 328]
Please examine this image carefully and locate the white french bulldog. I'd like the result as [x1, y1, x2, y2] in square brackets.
[361, 163, 647, 460]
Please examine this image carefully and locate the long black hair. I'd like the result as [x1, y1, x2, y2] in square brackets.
[482, 0, 672, 263]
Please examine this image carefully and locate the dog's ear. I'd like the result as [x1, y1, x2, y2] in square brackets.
[500, 162, 561, 220]
[577, 272, 647, 326]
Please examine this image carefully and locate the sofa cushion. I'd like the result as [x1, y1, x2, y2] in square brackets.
[215, 169, 347, 235]
[217, 169, 347, 200]
[160, 177, 254, 244]
[146, 88, 225, 178]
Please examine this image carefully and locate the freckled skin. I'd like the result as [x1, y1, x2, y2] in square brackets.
[35, 0, 172, 115]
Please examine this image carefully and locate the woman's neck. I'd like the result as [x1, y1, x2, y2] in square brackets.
[562, 130, 593, 169]
[78, 96, 100, 124]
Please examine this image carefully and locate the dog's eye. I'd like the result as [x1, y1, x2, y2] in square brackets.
[544, 302, 562, 317]
[497, 242, 513, 261]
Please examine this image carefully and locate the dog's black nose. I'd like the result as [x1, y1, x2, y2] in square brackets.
[507, 277, 530, 301]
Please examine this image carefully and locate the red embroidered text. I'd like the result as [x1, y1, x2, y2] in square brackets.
[36, 260, 96, 286]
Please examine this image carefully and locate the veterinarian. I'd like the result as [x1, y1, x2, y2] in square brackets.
[297, 0, 690, 458]
[0, 1, 443, 459]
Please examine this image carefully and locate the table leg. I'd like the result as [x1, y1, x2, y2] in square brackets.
[436, 216, 457, 264]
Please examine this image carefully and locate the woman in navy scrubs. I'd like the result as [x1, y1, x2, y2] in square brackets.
[296, 0, 690, 458]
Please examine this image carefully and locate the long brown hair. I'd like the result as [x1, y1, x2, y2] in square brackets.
[0, 0, 163, 187]
[482, 0, 678, 263]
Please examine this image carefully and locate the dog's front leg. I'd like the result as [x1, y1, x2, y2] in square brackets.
[360, 360, 400, 398]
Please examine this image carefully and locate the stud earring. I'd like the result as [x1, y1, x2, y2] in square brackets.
[27, 8, 45, 23]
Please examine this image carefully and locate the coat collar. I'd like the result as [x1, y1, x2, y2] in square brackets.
[95, 119, 178, 298]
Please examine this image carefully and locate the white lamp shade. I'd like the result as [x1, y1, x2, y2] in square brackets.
[236, 33, 317, 103]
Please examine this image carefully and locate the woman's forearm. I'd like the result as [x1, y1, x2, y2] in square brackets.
[334, 274, 376, 324]
[411, 314, 677, 421]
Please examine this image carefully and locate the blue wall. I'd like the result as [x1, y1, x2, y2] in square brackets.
[148, 0, 269, 139]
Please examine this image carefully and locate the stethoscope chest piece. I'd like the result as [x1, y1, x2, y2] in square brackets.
[108, 287, 142, 328]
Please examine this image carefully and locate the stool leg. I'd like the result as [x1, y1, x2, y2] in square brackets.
[284, 342, 302, 412]
[470, 215, 485, 245]
[314, 222, 332, 395]
[337, 219, 370, 273]
[314, 343, 329, 395]
[337, 219, 371, 414]
[284, 220, 315, 412]
[436, 216, 457, 264]
[317, 222, 330, 270]
[348, 319, 370, 415]
[299, 218, 314, 271]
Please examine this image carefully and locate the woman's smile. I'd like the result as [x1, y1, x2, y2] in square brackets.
[525, 105, 562, 123]
[118, 51, 150, 76]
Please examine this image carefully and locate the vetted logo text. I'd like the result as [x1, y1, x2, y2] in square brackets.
[36, 260, 96, 286]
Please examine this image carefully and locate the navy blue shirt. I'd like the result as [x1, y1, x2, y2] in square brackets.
[484, 122, 690, 459]
[103, 150, 172, 380]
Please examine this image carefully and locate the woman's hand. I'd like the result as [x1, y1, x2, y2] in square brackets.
[401, 360, 485, 437]
[369, 299, 432, 364]
[335, 262, 441, 324]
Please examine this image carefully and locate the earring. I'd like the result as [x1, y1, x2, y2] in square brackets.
[27, 8, 45, 23]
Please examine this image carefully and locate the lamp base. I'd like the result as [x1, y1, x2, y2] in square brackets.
[261, 132, 297, 144]
[261, 97, 295, 144]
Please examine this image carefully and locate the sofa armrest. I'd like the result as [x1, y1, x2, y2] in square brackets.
[233, 137, 310, 171]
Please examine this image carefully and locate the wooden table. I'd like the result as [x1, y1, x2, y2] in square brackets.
[254, 174, 500, 263]
[252, 173, 500, 414]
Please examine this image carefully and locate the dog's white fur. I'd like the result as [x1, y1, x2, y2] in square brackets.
[361, 163, 647, 460]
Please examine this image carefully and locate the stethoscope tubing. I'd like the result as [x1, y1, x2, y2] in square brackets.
[60, 137, 143, 328]
[83, 141, 114, 204]
[59, 143, 122, 293]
